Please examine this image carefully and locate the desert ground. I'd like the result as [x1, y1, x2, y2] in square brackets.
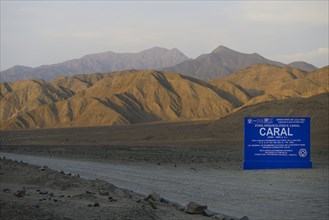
[0, 121, 328, 220]
[1, 158, 232, 220]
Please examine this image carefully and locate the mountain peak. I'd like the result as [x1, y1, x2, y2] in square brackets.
[287, 61, 318, 72]
[165, 45, 285, 80]
[212, 45, 239, 54]
[141, 46, 169, 53]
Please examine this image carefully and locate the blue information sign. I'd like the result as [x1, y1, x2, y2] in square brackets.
[244, 117, 312, 170]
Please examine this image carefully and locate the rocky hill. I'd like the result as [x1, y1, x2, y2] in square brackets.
[1, 65, 327, 130]
[0, 70, 237, 129]
[210, 65, 328, 107]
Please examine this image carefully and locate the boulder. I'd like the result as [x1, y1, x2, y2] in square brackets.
[185, 201, 207, 214]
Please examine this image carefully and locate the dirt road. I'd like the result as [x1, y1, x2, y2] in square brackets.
[1, 152, 328, 220]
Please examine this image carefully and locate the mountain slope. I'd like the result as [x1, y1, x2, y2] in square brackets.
[163, 46, 285, 80]
[0, 47, 189, 82]
[210, 64, 328, 107]
[0, 80, 74, 124]
[0, 70, 237, 129]
[1, 65, 327, 130]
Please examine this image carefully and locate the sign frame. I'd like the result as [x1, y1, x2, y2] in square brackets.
[243, 117, 312, 170]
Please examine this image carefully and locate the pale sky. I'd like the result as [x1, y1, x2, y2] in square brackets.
[1, 1, 328, 71]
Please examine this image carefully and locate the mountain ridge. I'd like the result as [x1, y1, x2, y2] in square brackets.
[0, 47, 189, 82]
[163, 45, 288, 80]
[1, 45, 319, 82]
[0, 64, 327, 130]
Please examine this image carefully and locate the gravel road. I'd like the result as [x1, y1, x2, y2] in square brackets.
[1, 152, 328, 220]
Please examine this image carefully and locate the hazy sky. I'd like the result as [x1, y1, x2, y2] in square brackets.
[1, 1, 328, 70]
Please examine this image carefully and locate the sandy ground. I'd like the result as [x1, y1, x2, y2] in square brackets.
[0, 158, 243, 220]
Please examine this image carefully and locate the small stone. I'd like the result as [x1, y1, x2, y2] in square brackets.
[39, 191, 48, 195]
[53, 199, 58, 202]
[49, 193, 54, 197]
[39, 167, 46, 171]
[87, 204, 92, 207]
[14, 190, 24, 197]
[99, 190, 109, 196]
[86, 191, 95, 195]
[108, 196, 117, 202]
[240, 216, 249, 220]
[3, 188, 10, 193]
[144, 192, 161, 202]
[93, 202, 99, 207]
[185, 201, 207, 214]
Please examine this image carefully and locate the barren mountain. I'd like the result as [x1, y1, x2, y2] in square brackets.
[0, 47, 189, 82]
[0, 80, 74, 124]
[1, 65, 327, 130]
[163, 46, 285, 80]
[0, 70, 237, 129]
[210, 64, 328, 107]
[1, 46, 319, 83]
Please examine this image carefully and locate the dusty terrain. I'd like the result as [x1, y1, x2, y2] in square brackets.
[1, 158, 245, 220]
[0, 114, 327, 168]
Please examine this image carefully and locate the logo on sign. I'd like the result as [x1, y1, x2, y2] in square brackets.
[298, 148, 308, 158]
